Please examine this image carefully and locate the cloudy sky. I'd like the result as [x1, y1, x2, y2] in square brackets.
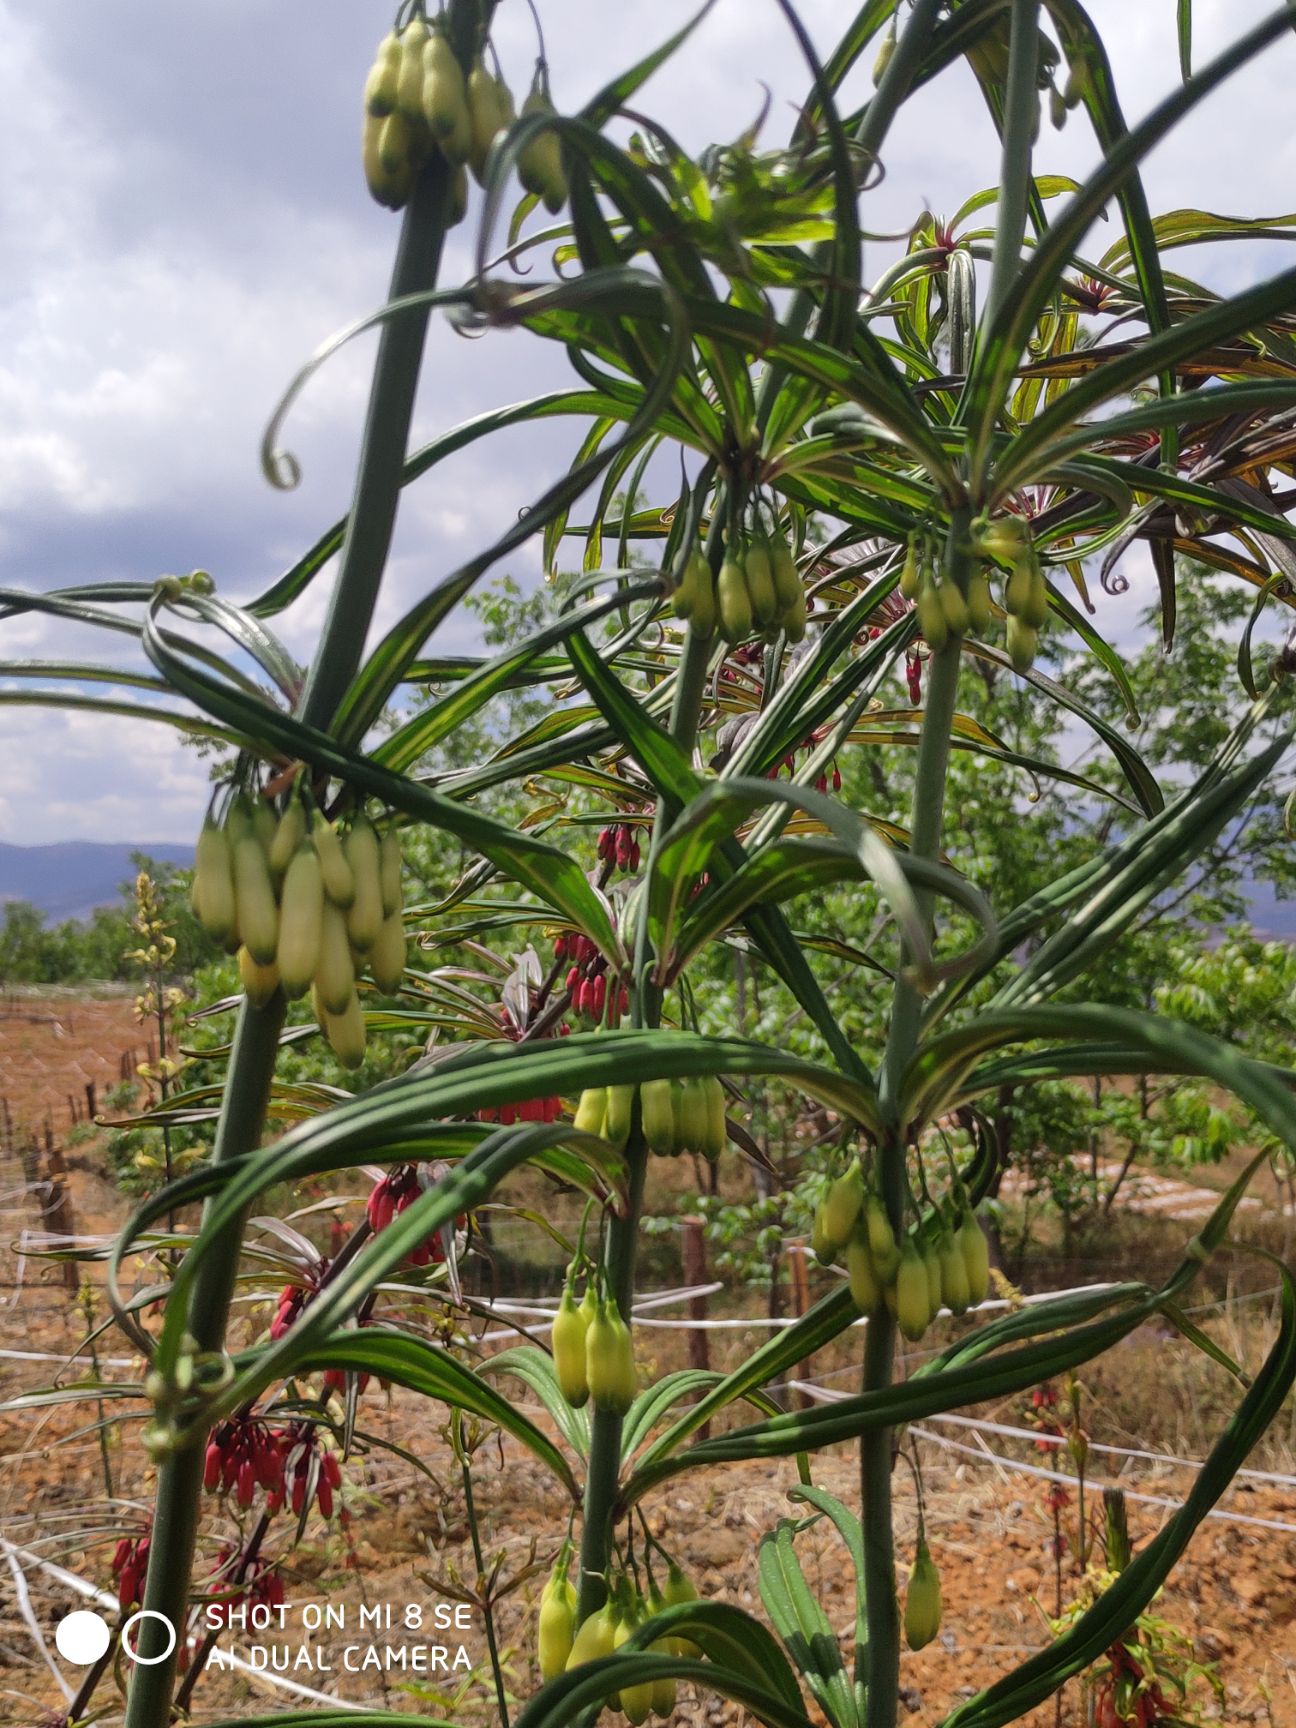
[2, 0, 1294, 847]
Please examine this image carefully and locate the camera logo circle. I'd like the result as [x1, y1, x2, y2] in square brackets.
[55, 1611, 111, 1666]
[120, 1609, 178, 1665]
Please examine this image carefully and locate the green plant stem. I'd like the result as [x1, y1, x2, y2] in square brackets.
[864, 518, 969, 1728]
[577, 616, 713, 1622]
[460, 1443, 511, 1728]
[122, 114, 465, 1727]
[983, 0, 1040, 334]
[576, 1136, 648, 1622]
[859, 1304, 898, 1717]
[122, 995, 285, 1725]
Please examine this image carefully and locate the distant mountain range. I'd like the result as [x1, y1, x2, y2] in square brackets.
[1, 838, 1293, 939]
[0, 841, 194, 922]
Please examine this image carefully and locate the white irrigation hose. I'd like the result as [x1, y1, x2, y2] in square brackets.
[783, 1381, 1296, 1536]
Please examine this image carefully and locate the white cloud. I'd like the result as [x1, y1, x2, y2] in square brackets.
[3, 0, 1296, 849]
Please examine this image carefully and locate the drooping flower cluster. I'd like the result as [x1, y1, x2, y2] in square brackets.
[204, 1417, 288, 1509]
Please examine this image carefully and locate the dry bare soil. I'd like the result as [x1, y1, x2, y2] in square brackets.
[1, 995, 1294, 1726]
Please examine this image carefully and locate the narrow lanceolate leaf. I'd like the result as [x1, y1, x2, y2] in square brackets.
[141, 598, 622, 961]
[118, 1032, 879, 1373]
[481, 1345, 591, 1458]
[759, 1514, 861, 1728]
[903, 1005, 1296, 1156]
[512, 1656, 813, 1728]
[943, 1266, 1296, 1728]
[257, 1327, 580, 1496]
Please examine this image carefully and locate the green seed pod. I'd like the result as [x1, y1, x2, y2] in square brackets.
[743, 539, 777, 630]
[650, 1656, 678, 1717]
[782, 577, 807, 644]
[1004, 553, 1035, 618]
[688, 552, 717, 640]
[958, 1209, 990, 1306]
[268, 798, 307, 883]
[640, 1078, 676, 1156]
[313, 821, 356, 909]
[573, 1087, 607, 1137]
[315, 900, 356, 1017]
[193, 816, 236, 945]
[225, 793, 255, 847]
[566, 1603, 616, 1668]
[768, 535, 801, 614]
[423, 31, 471, 160]
[717, 553, 753, 642]
[1006, 614, 1038, 673]
[938, 1226, 971, 1316]
[703, 1075, 727, 1161]
[378, 109, 414, 176]
[276, 844, 325, 999]
[895, 1241, 931, 1342]
[378, 826, 403, 918]
[923, 1232, 943, 1318]
[811, 1203, 837, 1267]
[915, 579, 948, 651]
[233, 833, 278, 966]
[604, 1084, 634, 1151]
[898, 540, 921, 600]
[364, 31, 402, 118]
[345, 815, 384, 954]
[538, 1551, 578, 1681]
[822, 1162, 865, 1249]
[865, 1193, 901, 1282]
[670, 548, 698, 618]
[320, 988, 366, 1070]
[444, 161, 468, 224]
[369, 910, 407, 995]
[466, 60, 504, 182]
[661, 1563, 701, 1656]
[251, 797, 277, 855]
[904, 1536, 942, 1651]
[613, 1603, 654, 1725]
[937, 578, 971, 636]
[551, 1285, 590, 1407]
[518, 87, 553, 197]
[1022, 563, 1050, 629]
[363, 112, 412, 210]
[846, 1230, 882, 1313]
[978, 517, 1026, 566]
[677, 1077, 709, 1156]
[586, 1297, 635, 1414]
[238, 946, 280, 1008]
[966, 569, 993, 633]
[396, 19, 429, 121]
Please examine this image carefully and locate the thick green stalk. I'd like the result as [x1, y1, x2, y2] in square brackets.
[863, 516, 970, 1728]
[576, 620, 715, 1623]
[575, 1139, 648, 1622]
[120, 997, 286, 1722]
[122, 121, 464, 1728]
[982, 0, 1040, 335]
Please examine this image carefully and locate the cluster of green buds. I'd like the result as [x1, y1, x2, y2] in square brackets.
[551, 1268, 637, 1414]
[192, 786, 406, 1068]
[572, 1078, 727, 1160]
[671, 521, 806, 645]
[361, 14, 566, 216]
[975, 514, 1050, 671]
[899, 537, 991, 653]
[556, 1563, 697, 1721]
[903, 1530, 943, 1650]
[812, 1163, 991, 1342]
